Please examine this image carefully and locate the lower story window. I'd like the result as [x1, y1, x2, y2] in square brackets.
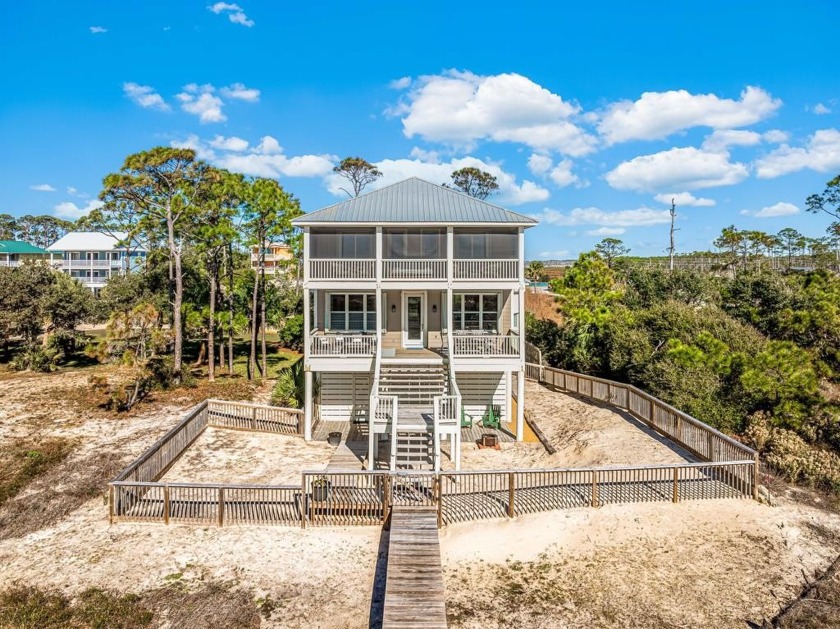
[452, 293, 499, 332]
[329, 293, 376, 331]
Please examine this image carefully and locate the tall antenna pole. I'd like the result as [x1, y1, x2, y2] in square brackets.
[668, 198, 677, 272]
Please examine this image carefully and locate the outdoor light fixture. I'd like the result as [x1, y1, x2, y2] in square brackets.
[391, 304, 396, 313]
[432, 304, 438, 313]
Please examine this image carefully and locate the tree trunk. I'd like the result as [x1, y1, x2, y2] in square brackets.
[249, 265, 259, 380]
[167, 206, 183, 383]
[260, 261, 267, 378]
[194, 341, 206, 367]
[208, 259, 216, 382]
[227, 242, 235, 375]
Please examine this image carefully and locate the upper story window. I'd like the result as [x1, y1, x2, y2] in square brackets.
[454, 230, 517, 259]
[384, 229, 445, 259]
[311, 230, 374, 259]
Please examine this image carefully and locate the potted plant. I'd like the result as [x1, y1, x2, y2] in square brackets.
[312, 476, 330, 502]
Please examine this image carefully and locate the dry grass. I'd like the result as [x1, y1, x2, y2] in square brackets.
[0, 438, 73, 507]
[768, 553, 840, 628]
[525, 290, 563, 324]
[0, 447, 124, 541]
[0, 581, 263, 629]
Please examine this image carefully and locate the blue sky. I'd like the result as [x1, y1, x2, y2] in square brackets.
[2, 1, 839, 259]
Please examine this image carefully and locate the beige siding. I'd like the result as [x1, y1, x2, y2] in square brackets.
[500, 290, 512, 334]
[456, 371, 507, 420]
[318, 372, 370, 421]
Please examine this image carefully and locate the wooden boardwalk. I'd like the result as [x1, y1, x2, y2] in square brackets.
[382, 506, 448, 629]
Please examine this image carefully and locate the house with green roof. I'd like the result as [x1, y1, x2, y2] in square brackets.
[291, 177, 537, 473]
[0, 240, 51, 267]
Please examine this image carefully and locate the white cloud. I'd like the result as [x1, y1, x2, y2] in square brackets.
[814, 103, 832, 115]
[702, 128, 789, 152]
[53, 199, 104, 220]
[527, 153, 553, 176]
[527, 153, 583, 188]
[220, 82, 260, 102]
[597, 86, 781, 144]
[173, 134, 336, 179]
[177, 84, 225, 123]
[755, 129, 840, 178]
[208, 2, 254, 27]
[740, 201, 800, 218]
[587, 226, 626, 236]
[653, 191, 716, 207]
[123, 82, 170, 111]
[208, 135, 249, 151]
[389, 76, 412, 90]
[89, 26, 107, 34]
[535, 206, 672, 227]
[409, 147, 440, 163]
[30, 184, 56, 192]
[325, 154, 549, 206]
[605, 146, 749, 193]
[394, 70, 597, 155]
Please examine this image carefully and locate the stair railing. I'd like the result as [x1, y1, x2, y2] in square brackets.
[367, 334, 384, 470]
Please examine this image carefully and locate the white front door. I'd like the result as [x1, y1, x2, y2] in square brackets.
[402, 292, 425, 349]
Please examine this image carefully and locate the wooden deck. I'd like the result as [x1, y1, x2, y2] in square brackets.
[382, 506, 448, 629]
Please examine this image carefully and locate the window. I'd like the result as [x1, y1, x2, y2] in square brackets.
[310, 230, 374, 259]
[328, 293, 377, 331]
[454, 231, 518, 259]
[384, 229, 444, 259]
[452, 293, 499, 332]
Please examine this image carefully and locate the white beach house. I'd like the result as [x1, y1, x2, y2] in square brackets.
[293, 177, 537, 471]
[47, 231, 146, 293]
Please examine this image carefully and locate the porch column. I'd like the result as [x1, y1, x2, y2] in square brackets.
[516, 369, 525, 442]
[304, 369, 313, 441]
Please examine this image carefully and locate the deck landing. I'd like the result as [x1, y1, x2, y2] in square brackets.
[382, 506, 448, 629]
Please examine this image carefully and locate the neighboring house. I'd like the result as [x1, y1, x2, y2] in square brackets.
[0, 240, 51, 266]
[293, 177, 537, 471]
[46, 231, 146, 293]
[251, 241, 294, 276]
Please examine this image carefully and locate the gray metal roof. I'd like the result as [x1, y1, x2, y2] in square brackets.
[293, 177, 538, 226]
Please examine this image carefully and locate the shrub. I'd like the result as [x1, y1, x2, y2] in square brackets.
[278, 313, 303, 351]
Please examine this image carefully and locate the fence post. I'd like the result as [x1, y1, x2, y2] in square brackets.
[109, 484, 114, 525]
[164, 485, 170, 525]
[672, 467, 679, 503]
[591, 471, 599, 508]
[251, 405, 257, 431]
[435, 475, 443, 529]
[300, 473, 307, 529]
[218, 487, 225, 526]
[753, 453, 760, 501]
[508, 472, 515, 518]
[383, 475, 391, 527]
[707, 432, 715, 462]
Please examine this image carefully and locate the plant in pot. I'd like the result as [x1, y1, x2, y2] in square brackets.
[312, 476, 331, 502]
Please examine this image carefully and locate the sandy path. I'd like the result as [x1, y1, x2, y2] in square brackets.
[164, 427, 334, 485]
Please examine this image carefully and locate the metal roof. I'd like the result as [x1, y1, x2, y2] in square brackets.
[0, 240, 49, 255]
[293, 177, 538, 226]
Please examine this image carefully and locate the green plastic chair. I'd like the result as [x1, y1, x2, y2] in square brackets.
[481, 405, 502, 429]
[461, 407, 475, 428]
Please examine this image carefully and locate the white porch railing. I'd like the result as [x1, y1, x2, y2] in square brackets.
[454, 259, 518, 280]
[452, 334, 520, 357]
[57, 259, 122, 268]
[309, 258, 375, 280]
[382, 259, 446, 280]
[309, 334, 377, 356]
[0, 260, 21, 267]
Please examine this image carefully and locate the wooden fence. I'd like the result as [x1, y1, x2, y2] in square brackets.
[110, 399, 303, 522]
[525, 363, 757, 466]
[110, 365, 759, 527]
[111, 461, 756, 527]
